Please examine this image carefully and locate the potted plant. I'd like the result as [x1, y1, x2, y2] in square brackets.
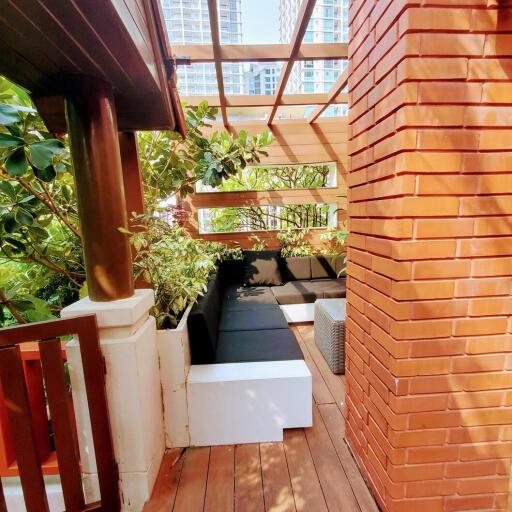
[124, 214, 241, 447]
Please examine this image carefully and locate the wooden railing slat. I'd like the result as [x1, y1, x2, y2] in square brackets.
[39, 338, 86, 511]
[78, 318, 121, 511]
[0, 345, 49, 512]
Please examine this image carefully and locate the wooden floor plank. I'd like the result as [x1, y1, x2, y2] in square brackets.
[143, 449, 184, 512]
[235, 444, 265, 512]
[146, 325, 378, 512]
[283, 429, 328, 512]
[260, 442, 296, 512]
[204, 445, 235, 512]
[173, 447, 210, 512]
[298, 325, 346, 411]
[318, 404, 379, 512]
[292, 327, 334, 405]
[305, 407, 360, 512]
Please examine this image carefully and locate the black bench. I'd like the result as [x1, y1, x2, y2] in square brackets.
[187, 251, 346, 365]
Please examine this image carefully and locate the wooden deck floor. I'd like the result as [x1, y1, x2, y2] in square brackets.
[144, 324, 379, 512]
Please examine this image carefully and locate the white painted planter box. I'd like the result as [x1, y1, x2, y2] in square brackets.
[156, 305, 193, 448]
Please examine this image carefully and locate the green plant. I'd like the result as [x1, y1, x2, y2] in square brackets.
[320, 226, 348, 257]
[124, 214, 235, 329]
[277, 228, 314, 257]
[248, 234, 268, 251]
[138, 101, 273, 213]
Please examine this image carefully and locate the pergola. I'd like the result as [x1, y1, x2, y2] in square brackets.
[172, 0, 349, 127]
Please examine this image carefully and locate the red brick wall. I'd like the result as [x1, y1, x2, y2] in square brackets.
[346, 1, 512, 510]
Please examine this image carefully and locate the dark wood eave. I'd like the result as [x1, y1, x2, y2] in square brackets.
[0, 0, 185, 135]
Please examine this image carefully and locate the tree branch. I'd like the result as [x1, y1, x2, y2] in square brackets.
[0, 289, 26, 324]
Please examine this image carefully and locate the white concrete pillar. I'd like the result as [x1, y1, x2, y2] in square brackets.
[61, 289, 164, 511]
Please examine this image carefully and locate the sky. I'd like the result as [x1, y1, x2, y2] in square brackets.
[240, 0, 280, 44]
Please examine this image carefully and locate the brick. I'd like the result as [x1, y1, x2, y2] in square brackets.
[395, 105, 466, 128]
[414, 260, 470, 280]
[482, 83, 512, 103]
[459, 238, 512, 257]
[454, 317, 508, 336]
[392, 240, 457, 260]
[456, 278, 512, 298]
[459, 408, 512, 427]
[420, 33, 485, 56]
[458, 476, 509, 495]
[448, 426, 501, 443]
[445, 460, 498, 478]
[391, 281, 454, 300]
[452, 355, 506, 374]
[419, 82, 482, 104]
[391, 319, 453, 340]
[463, 152, 512, 173]
[389, 394, 448, 414]
[406, 479, 456, 498]
[410, 339, 466, 358]
[445, 495, 494, 512]
[417, 129, 479, 151]
[472, 257, 512, 277]
[417, 175, 477, 195]
[397, 57, 468, 83]
[484, 34, 512, 57]
[465, 106, 512, 127]
[372, 255, 412, 281]
[479, 129, 512, 150]
[396, 152, 462, 173]
[469, 297, 512, 317]
[466, 335, 512, 354]
[387, 462, 444, 483]
[390, 357, 451, 377]
[468, 59, 512, 81]
[399, 7, 471, 33]
[407, 445, 459, 463]
[411, 299, 468, 320]
[415, 219, 473, 239]
[474, 217, 512, 236]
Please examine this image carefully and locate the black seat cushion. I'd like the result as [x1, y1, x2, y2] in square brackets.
[271, 278, 347, 305]
[280, 256, 312, 281]
[215, 329, 304, 363]
[187, 273, 221, 364]
[271, 281, 322, 305]
[311, 255, 339, 279]
[243, 250, 283, 286]
[219, 306, 288, 332]
[222, 284, 278, 311]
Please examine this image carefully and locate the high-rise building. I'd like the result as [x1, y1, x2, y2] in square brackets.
[279, 0, 349, 116]
[161, 0, 243, 96]
[244, 63, 280, 96]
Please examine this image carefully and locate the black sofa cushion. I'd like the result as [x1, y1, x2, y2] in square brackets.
[311, 255, 339, 279]
[219, 306, 288, 332]
[223, 284, 279, 311]
[243, 250, 283, 286]
[271, 278, 347, 305]
[280, 256, 312, 281]
[215, 329, 304, 363]
[218, 259, 245, 288]
[187, 273, 221, 364]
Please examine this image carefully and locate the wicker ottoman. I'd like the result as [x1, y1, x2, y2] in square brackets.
[314, 299, 346, 374]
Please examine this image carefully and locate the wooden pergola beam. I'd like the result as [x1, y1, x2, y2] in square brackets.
[207, 0, 228, 127]
[307, 67, 349, 124]
[173, 42, 347, 63]
[267, 0, 317, 125]
[183, 93, 348, 108]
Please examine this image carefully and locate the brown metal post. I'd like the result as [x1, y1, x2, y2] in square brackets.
[64, 77, 134, 301]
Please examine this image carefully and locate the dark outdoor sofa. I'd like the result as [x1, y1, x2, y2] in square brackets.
[187, 251, 346, 366]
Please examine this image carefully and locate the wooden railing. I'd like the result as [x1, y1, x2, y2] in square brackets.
[0, 315, 120, 512]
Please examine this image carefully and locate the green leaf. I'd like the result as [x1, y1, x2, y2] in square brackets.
[0, 104, 21, 125]
[5, 147, 28, 176]
[14, 207, 33, 226]
[0, 132, 24, 148]
[3, 212, 17, 233]
[28, 139, 64, 170]
[0, 181, 16, 200]
[4, 236, 26, 252]
[33, 165, 56, 182]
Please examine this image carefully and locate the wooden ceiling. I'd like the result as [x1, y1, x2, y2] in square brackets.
[0, 0, 184, 133]
[174, 0, 348, 128]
